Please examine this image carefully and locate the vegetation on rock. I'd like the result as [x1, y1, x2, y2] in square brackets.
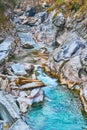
[48, 0, 87, 19]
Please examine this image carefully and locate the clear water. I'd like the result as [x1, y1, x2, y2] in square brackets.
[25, 68, 87, 130]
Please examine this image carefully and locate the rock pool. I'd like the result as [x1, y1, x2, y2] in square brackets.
[25, 68, 87, 130]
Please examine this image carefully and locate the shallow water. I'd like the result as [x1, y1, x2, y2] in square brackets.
[25, 68, 87, 130]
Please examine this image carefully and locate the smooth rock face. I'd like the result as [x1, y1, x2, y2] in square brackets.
[18, 32, 36, 49]
[53, 32, 86, 62]
[11, 63, 27, 76]
[0, 92, 20, 124]
[81, 48, 87, 68]
[17, 88, 44, 113]
[0, 36, 15, 65]
[61, 56, 82, 84]
[75, 18, 87, 41]
[49, 32, 87, 87]
[8, 119, 29, 130]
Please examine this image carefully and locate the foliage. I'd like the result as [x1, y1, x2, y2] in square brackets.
[48, 0, 87, 19]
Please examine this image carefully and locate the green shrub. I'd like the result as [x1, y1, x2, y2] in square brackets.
[71, 2, 80, 12]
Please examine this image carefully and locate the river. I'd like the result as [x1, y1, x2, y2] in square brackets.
[25, 68, 87, 130]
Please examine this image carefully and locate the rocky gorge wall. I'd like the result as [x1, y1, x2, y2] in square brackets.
[48, 0, 87, 112]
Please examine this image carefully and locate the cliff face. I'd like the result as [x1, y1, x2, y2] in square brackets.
[47, 0, 87, 112]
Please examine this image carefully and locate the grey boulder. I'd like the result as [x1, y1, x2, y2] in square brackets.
[18, 32, 36, 49]
[8, 119, 30, 130]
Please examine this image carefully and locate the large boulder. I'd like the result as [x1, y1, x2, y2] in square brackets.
[18, 32, 36, 49]
[61, 56, 82, 87]
[0, 92, 20, 125]
[0, 36, 15, 65]
[75, 18, 87, 41]
[10, 63, 27, 76]
[49, 32, 86, 87]
[53, 32, 86, 63]
[17, 88, 44, 113]
[80, 48, 87, 71]
[8, 119, 29, 130]
[53, 13, 66, 29]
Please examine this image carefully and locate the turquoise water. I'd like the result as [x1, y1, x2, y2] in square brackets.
[26, 68, 87, 130]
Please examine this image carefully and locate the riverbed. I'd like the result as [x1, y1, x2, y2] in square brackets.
[25, 68, 87, 130]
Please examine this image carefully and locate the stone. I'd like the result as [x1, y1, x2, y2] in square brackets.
[31, 89, 44, 103]
[29, 88, 41, 98]
[40, 12, 47, 23]
[0, 36, 15, 65]
[0, 92, 20, 125]
[18, 32, 36, 49]
[53, 13, 66, 29]
[0, 37, 4, 43]
[80, 48, 87, 69]
[27, 17, 38, 26]
[8, 119, 29, 130]
[19, 101, 28, 113]
[82, 84, 87, 101]
[80, 83, 87, 112]
[13, 17, 20, 23]
[17, 89, 44, 113]
[25, 7, 36, 17]
[23, 63, 34, 72]
[11, 63, 27, 76]
[16, 25, 30, 33]
[0, 78, 8, 91]
[53, 32, 86, 62]
[20, 91, 27, 97]
[75, 18, 87, 41]
[17, 96, 33, 108]
[61, 56, 82, 85]
[49, 32, 87, 88]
